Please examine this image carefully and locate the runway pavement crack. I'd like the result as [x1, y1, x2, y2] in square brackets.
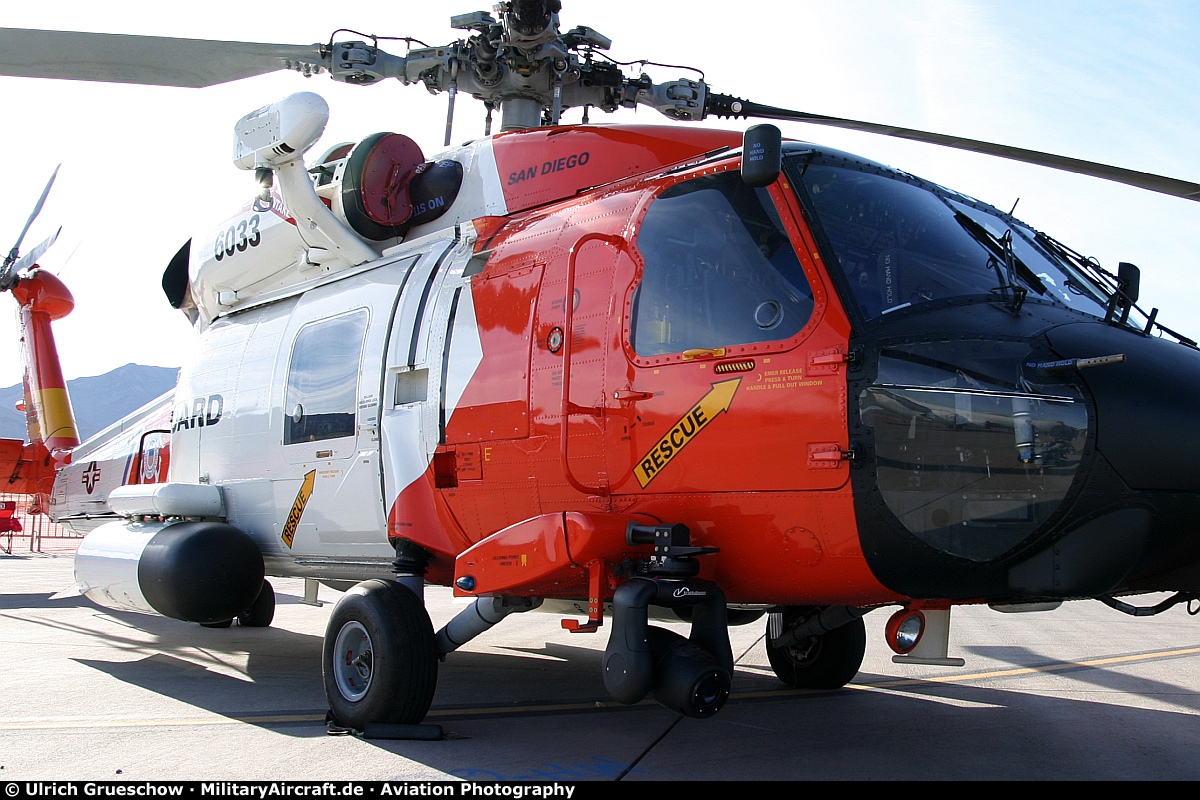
[615, 630, 767, 779]
[615, 714, 683, 781]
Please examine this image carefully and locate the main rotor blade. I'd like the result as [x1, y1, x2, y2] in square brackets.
[716, 98, 1200, 203]
[0, 28, 326, 88]
[10, 163, 59, 260]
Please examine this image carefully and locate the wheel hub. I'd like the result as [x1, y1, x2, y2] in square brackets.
[333, 620, 374, 702]
[783, 636, 821, 667]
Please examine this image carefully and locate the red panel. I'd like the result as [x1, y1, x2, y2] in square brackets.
[447, 401, 528, 443]
[444, 266, 544, 446]
[453, 510, 654, 598]
[493, 125, 741, 213]
[453, 512, 577, 597]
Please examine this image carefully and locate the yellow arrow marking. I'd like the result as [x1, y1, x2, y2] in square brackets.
[634, 378, 741, 488]
[281, 470, 316, 549]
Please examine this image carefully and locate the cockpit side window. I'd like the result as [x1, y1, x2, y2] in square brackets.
[283, 310, 368, 445]
[631, 171, 814, 356]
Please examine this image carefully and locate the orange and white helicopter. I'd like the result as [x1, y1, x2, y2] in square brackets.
[2, 1, 1200, 729]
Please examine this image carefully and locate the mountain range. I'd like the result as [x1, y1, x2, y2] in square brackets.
[0, 363, 178, 443]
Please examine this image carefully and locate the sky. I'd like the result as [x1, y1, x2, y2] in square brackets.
[0, 0, 1197, 386]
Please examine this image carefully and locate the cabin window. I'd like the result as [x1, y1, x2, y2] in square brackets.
[631, 171, 814, 356]
[284, 310, 368, 445]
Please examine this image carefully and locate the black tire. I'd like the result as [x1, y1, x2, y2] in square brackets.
[238, 580, 276, 627]
[199, 618, 233, 628]
[323, 580, 438, 729]
[765, 607, 866, 689]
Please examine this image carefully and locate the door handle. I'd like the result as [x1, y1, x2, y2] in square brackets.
[613, 389, 653, 402]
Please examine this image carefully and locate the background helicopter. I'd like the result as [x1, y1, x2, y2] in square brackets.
[2, 0, 1200, 729]
[0, 164, 176, 529]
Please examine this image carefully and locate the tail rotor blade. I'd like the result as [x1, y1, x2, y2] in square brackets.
[9, 227, 61, 276]
[7, 164, 60, 263]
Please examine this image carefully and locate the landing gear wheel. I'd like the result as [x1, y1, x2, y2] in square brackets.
[199, 618, 233, 628]
[765, 607, 866, 689]
[237, 579, 275, 627]
[322, 579, 438, 729]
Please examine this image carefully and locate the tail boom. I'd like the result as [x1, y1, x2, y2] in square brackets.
[12, 270, 80, 455]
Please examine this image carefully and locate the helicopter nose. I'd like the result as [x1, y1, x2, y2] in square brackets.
[1033, 320, 1200, 596]
[1045, 321, 1200, 493]
[852, 317, 1200, 601]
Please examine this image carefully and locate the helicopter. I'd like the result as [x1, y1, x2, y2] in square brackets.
[0, 167, 78, 506]
[0, 165, 177, 531]
[2, 0, 1200, 729]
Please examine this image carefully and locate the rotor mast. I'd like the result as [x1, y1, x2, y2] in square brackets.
[320, 1, 708, 142]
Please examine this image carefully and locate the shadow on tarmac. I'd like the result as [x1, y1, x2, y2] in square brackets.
[0, 592, 90, 609]
[9, 572, 1199, 780]
[60, 614, 1200, 779]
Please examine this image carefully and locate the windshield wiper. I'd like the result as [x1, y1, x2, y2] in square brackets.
[954, 212, 1045, 312]
[1033, 231, 1117, 303]
[954, 212, 1046, 294]
[1034, 230, 1197, 348]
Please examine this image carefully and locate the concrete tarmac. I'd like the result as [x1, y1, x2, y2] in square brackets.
[3, 552, 1200, 781]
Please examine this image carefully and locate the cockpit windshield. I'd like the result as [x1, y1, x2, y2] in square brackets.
[789, 155, 1112, 322]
